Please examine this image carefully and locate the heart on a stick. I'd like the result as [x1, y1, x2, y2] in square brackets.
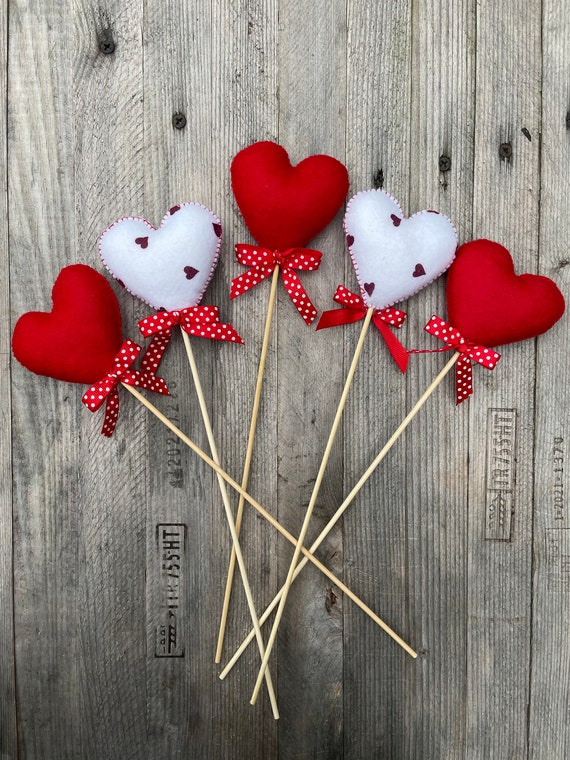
[446, 239, 565, 346]
[99, 203, 222, 311]
[12, 264, 123, 385]
[344, 189, 458, 310]
[231, 141, 349, 250]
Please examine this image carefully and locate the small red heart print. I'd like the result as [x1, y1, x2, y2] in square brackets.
[413, 263, 426, 277]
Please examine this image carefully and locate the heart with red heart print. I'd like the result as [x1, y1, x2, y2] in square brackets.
[344, 189, 458, 310]
[231, 141, 349, 250]
[12, 264, 123, 385]
[99, 202, 222, 311]
[446, 239, 565, 347]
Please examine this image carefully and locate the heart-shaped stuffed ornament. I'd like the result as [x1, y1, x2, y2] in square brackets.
[231, 141, 349, 249]
[12, 264, 123, 385]
[344, 189, 458, 309]
[446, 239, 565, 346]
[99, 203, 222, 311]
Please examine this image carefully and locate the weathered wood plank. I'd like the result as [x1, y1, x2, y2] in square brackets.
[9, 1, 82, 757]
[210, 0, 281, 754]
[5, 0, 570, 757]
[141, 1, 226, 756]
[528, 4, 570, 757]
[0, 0, 16, 757]
[72, 2, 148, 758]
[404, 1, 475, 757]
[467, 0, 542, 756]
[274, 0, 347, 755]
[343, 2, 413, 758]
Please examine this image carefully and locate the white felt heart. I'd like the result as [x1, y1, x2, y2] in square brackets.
[344, 189, 458, 310]
[99, 203, 222, 311]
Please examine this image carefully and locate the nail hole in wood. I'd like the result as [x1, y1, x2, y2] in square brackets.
[499, 142, 512, 160]
[98, 29, 115, 55]
[172, 113, 187, 130]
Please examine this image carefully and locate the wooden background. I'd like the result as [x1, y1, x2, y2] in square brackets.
[2, 0, 569, 757]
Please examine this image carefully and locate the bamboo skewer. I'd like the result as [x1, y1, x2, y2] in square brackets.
[180, 329, 279, 719]
[120, 382, 415, 657]
[215, 265, 280, 663]
[223, 352, 459, 676]
[250, 308, 374, 703]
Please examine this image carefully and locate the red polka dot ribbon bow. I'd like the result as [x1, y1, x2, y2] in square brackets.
[316, 285, 409, 373]
[423, 316, 501, 404]
[138, 306, 244, 372]
[82, 339, 170, 437]
[230, 244, 323, 325]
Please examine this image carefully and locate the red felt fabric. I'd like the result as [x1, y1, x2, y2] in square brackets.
[231, 141, 349, 250]
[12, 264, 124, 385]
[446, 239, 565, 347]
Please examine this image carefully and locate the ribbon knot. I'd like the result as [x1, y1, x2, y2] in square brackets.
[316, 285, 409, 372]
[230, 243, 323, 325]
[138, 306, 244, 373]
[423, 315, 501, 403]
[82, 339, 170, 436]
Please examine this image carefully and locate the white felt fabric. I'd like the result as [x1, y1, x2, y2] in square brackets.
[344, 189, 458, 310]
[99, 203, 222, 311]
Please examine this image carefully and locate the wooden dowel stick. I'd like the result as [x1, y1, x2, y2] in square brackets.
[180, 329, 279, 720]
[121, 382, 414, 657]
[250, 309, 374, 704]
[223, 352, 459, 677]
[215, 265, 280, 663]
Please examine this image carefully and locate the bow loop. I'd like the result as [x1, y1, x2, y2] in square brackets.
[138, 306, 244, 373]
[82, 339, 170, 436]
[424, 315, 501, 403]
[317, 285, 409, 372]
[230, 244, 322, 325]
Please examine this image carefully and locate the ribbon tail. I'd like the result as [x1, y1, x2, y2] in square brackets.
[374, 318, 409, 373]
[125, 370, 171, 398]
[281, 268, 318, 325]
[230, 267, 273, 300]
[141, 331, 172, 373]
[455, 355, 474, 405]
[183, 322, 245, 344]
[101, 387, 120, 437]
[316, 307, 366, 331]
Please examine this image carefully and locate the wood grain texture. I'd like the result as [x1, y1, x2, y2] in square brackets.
[404, 1, 475, 757]
[275, 1, 347, 755]
[9, 2, 83, 757]
[141, 0, 219, 755]
[0, 1, 16, 758]
[528, 3, 570, 758]
[72, 2, 149, 758]
[4, 0, 570, 758]
[467, 0, 542, 757]
[343, 2, 413, 758]
[209, 1, 280, 755]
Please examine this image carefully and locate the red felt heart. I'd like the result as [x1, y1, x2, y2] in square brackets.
[12, 264, 124, 385]
[446, 239, 565, 347]
[231, 141, 349, 250]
